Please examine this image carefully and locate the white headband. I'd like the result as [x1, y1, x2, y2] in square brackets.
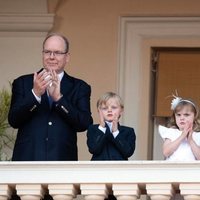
[171, 96, 196, 110]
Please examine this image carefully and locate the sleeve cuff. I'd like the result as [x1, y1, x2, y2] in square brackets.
[112, 130, 119, 138]
[32, 89, 41, 103]
[98, 125, 106, 134]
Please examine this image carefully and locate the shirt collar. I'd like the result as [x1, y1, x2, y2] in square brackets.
[58, 71, 64, 81]
[105, 121, 113, 132]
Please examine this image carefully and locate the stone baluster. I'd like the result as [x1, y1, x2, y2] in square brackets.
[48, 184, 79, 200]
[16, 184, 46, 200]
[112, 183, 140, 200]
[146, 183, 175, 200]
[0, 185, 12, 200]
[81, 184, 109, 200]
[180, 183, 200, 200]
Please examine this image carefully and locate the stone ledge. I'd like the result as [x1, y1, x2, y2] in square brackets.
[0, 14, 54, 32]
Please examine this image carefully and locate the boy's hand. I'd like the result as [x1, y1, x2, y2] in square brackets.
[98, 108, 105, 127]
[112, 113, 119, 132]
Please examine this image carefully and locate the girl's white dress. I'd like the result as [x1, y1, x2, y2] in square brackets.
[158, 125, 200, 161]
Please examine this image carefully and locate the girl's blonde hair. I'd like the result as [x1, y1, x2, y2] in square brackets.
[97, 92, 124, 109]
[167, 99, 200, 131]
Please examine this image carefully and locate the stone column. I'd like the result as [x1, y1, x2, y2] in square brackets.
[180, 183, 200, 200]
[48, 184, 79, 200]
[81, 183, 109, 200]
[112, 183, 140, 200]
[0, 185, 12, 200]
[146, 183, 175, 200]
[16, 184, 46, 200]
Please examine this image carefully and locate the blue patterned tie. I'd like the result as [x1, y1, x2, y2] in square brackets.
[48, 95, 53, 108]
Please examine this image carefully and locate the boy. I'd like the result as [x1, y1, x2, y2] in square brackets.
[87, 92, 136, 160]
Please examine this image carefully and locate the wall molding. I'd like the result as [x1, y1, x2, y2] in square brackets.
[118, 16, 200, 160]
[0, 14, 54, 33]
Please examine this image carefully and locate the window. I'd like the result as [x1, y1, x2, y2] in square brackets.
[154, 48, 200, 117]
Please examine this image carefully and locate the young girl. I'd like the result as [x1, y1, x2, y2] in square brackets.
[159, 96, 200, 161]
[87, 92, 136, 161]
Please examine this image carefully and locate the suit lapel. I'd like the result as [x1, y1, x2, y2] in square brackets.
[60, 72, 74, 96]
[41, 72, 73, 108]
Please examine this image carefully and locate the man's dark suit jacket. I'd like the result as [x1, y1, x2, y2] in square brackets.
[87, 123, 136, 160]
[8, 70, 93, 161]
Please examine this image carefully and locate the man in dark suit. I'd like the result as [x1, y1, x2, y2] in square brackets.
[8, 33, 93, 161]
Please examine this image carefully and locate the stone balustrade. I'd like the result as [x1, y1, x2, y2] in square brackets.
[0, 161, 200, 200]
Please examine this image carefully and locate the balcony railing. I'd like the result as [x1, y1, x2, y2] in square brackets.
[0, 161, 200, 200]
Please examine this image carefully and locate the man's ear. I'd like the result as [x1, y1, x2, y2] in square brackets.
[66, 53, 70, 63]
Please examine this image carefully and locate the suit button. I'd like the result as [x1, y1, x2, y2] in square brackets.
[46, 138, 48, 141]
[48, 122, 52, 125]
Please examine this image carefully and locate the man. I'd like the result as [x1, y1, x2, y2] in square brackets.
[8, 33, 93, 161]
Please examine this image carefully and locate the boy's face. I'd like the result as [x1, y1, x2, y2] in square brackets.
[99, 98, 123, 122]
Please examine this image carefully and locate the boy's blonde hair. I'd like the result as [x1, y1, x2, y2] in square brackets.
[97, 92, 124, 109]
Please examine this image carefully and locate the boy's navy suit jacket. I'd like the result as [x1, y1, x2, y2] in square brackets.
[87, 123, 136, 160]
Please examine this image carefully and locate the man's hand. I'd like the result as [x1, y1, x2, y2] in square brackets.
[33, 69, 51, 97]
[47, 70, 62, 101]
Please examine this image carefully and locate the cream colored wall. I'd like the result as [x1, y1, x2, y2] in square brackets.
[46, 0, 200, 160]
[48, 0, 200, 114]
[0, 0, 54, 160]
[0, 36, 44, 87]
[1, 0, 200, 160]
[0, 0, 50, 89]
[0, 0, 47, 13]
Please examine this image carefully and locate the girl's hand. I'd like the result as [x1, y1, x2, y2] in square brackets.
[188, 130, 193, 142]
[182, 121, 193, 138]
[187, 122, 194, 142]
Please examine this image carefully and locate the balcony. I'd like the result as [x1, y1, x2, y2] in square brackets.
[0, 161, 200, 200]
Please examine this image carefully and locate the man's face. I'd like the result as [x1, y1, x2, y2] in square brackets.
[42, 35, 69, 73]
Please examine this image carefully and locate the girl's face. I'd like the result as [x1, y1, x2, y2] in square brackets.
[175, 105, 195, 131]
[99, 98, 123, 122]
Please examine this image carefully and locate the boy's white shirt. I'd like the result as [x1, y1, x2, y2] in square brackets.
[98, 121, 119, 138]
